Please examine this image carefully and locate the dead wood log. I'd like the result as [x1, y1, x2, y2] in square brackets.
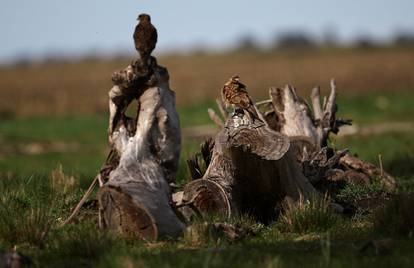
[302, 147, 349, 184]
[261, 80, 395, 191]
[268, 80, 351, 148]
[199, 77, 395, 216]
[98, 59, 185, 240]
[340, 154, 396, 191]
[180, 113, 321, 222]
[205, 81, 351, 186]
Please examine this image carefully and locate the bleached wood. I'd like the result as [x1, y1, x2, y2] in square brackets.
[208, 108, 224, 128]
[255, 99, 273, 107]
[270, 85, 319, 145]
[99, 61, 184, 239]
[216, 98, 229, 121]
[310, 86, 323, 121]
[264, 80, 394, 191]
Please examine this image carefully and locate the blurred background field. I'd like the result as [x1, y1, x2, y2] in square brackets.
[1, 47, 414, 116]
[0, 46, 413, 182]
[1, 0, 414, 266]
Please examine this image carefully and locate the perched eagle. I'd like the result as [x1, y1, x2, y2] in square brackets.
[133, 13, 158, 65]
[221, 75, 260, 121]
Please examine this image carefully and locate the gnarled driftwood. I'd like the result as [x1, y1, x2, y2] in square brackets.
[261, 81, 395, 191]
[98, 58, 185, 240]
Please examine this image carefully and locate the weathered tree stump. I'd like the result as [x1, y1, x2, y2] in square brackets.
[262, 80, 395, 191]
[97, 58, 185, 240]
[179, 111, 320, 222]
[183, 79, 395, 220]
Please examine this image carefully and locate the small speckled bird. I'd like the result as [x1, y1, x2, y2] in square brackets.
[133, 13, 158, 65]
[221, 75, 260, 121]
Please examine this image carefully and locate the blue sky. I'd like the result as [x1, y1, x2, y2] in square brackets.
[1, 0, 413, 63]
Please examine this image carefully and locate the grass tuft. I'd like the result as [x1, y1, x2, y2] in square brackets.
[336, 182, 384, 203]
[0, 176, 54, 247]
[277, 195, 339, 234]
[0, 167, 82, 249]
[50, 164, 77, 195]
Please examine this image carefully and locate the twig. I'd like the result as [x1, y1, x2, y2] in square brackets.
[60, 176, 99, 226]
[216, 98, 228, 120]
[255, 99, 272, 106]
[378, 154, 384, 178]
[60, 149, 115, 226]
[208, 108, 224, 128]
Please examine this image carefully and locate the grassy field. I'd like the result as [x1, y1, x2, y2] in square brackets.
[1, 47, 414, 116]
[0, 48, 414, 267]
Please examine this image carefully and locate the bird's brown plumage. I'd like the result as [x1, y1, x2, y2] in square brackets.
[221, 75, 260, 121]
[133, 13, 158, 65]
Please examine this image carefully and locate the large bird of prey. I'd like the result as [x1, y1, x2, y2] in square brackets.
[133, 13, 158, 65]
[221, 75, 261, 122]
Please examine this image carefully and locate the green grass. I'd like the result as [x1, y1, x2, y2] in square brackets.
[277, 195, 340, 234]
[337, 91, 414, 124]
[0, 92, 414, 267]
[1, 91, 413, 178]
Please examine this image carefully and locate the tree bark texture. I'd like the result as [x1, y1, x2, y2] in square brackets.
[185, 79, 395, 221]
[98, 59, 185, 240]
[181, 113, 319, 222]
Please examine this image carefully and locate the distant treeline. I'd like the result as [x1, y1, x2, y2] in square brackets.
[7, 30, 414, 67]
[237, 30, 414, 51]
